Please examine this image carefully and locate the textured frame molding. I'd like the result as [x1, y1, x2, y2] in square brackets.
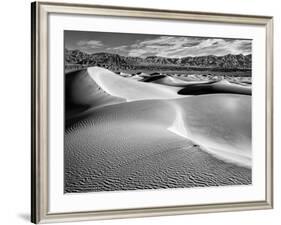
[31, 1, 273, 223]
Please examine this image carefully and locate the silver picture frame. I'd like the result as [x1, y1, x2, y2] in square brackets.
[31, 1, 273, 223]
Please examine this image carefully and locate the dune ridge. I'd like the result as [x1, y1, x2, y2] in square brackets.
[143, 75, 213, 87]
[87, 67, 183, 101]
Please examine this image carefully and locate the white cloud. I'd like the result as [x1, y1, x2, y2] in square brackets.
[165, 39, 252, 57]
[112, 36, 252, 58]
[76, 40, 104, 51]
[74, 36, 251, 57]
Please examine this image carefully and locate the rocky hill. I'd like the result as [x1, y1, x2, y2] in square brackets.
[65, 49, 252, 71]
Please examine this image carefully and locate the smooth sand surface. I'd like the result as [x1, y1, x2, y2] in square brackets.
[168, 95, 251, 167]
[65, 67, 252, 192]
[88, 67, 182, 101]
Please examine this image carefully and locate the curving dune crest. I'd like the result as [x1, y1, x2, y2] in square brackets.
[168, 95, 251, 168]
[88, 67, 182, 101]
[139, 73, 250, 96]
[138, 72, 150, 77]
[144, 75, 213, 87]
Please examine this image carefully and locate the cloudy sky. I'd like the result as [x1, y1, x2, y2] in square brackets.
[65, 30, 252, 58]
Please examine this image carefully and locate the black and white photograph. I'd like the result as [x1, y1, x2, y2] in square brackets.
[64, 31, 252, 193]
[29, 2, 274, 223]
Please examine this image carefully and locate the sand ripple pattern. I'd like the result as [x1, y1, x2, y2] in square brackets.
[65, 99, 251, 193]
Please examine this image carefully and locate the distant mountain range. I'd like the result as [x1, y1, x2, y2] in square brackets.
[65, 49, 252, 71]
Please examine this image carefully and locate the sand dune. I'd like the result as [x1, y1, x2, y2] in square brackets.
[142, 75, 167, 82]
[65, 69, 125, 119]
[177, 74, 210, 82]
[130, 74, 143, 80]
[65, 97, 251, 192]
[143, 75, 213, 87]
[141, 74, 250, 96]
[168, 95, 251, 167]
[138, 72, 150, 77]
[178, 79, 251, 95]
[120, 72, 131, 77]
[65, 67, 252, 192]
[88, 67, 182, 101]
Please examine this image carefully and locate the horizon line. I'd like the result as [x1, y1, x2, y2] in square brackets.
[65, 48, 252, 59]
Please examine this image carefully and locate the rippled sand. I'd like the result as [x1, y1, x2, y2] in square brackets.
[64, 67, 251, 193]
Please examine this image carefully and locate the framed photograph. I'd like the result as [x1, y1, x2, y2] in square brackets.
[31, 1, 273, 223]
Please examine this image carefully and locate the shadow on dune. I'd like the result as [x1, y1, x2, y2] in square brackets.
[178, 80, 252, 95]
[65, 69, 125, 121]
[142, 75, 167, 82]
[143, 75, 215, 87]
[141, 75, 251, 96]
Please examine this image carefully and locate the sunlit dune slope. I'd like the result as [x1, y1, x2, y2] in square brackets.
[87, 67, 182, 101]
[168, 94, 251, 167]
